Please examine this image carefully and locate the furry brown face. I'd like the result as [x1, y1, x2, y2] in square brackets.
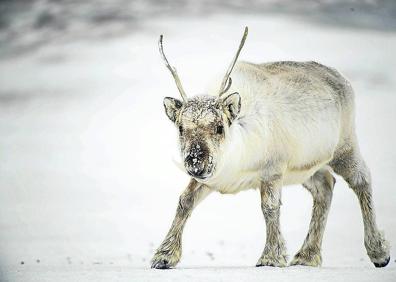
[164, 93, 241, 179]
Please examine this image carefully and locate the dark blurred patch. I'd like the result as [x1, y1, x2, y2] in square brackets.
[0, 0, 395, 57]
[34, 10, 64, 30]
[345, 70, 393, 88]
[36, 52, 67, 64]
[0, 92, 33, 104]
[0, 90, 75, 107]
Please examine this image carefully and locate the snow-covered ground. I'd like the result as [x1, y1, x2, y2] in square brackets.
[0, 6, 396, 282]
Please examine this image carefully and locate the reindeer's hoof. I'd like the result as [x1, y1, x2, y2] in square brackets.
[151, 258, 171, 269]
[290, 251, 322, 267]
[366, 232, 390, 268]
[374, 256, 390, 268]
[256, 254, 288, 267]
[151, 250, 180, 269]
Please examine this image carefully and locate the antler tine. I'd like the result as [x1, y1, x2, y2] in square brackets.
[219, 26, 249, 97]
[158, 35, 188, 102]
[219, 77, 232, 96]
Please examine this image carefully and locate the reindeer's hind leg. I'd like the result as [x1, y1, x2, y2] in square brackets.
[329, 146, 390, 267]
[291, 168, 335, 266]
[151, 179, 211, 269]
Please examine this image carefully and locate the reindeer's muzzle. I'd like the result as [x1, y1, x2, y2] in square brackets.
[184, 143, 212, 179]
[185, 156, 205, 178]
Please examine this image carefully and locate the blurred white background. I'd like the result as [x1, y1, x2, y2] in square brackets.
[0, 1, 395, 281]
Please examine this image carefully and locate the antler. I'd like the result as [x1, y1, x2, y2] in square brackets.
[158, 35, 188, 102]
[219, 26, 249, 96]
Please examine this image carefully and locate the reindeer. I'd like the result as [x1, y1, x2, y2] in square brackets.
[151, 27, 390, 269]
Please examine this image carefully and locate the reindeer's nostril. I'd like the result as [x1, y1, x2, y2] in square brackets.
[186, 166, 205, 178]
[184, 155, 194, 164]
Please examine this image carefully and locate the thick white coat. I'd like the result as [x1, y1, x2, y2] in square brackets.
[201, 61, 353, 194]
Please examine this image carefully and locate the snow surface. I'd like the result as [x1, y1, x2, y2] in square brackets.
[1, 7, 396, 282]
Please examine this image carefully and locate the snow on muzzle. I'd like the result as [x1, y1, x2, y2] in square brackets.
[183, 142, 214, 179]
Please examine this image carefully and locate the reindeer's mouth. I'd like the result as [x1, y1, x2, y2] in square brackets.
[187, 171, 208, 180]
[188, 169, 215, 180]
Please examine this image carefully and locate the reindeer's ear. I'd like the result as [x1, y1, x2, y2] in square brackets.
[163, 97, 183, 123]
[222, 92, 241, 123]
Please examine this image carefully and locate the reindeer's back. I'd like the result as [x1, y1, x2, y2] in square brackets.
[233, 60, 355, 130]
[241, 60, 352, 103]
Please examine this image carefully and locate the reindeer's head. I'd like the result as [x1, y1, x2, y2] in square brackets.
[159, 27, 248, 179]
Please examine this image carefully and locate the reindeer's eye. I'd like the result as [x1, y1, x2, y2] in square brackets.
[179, 126, 183, 135]
[216, 125, 224, 135]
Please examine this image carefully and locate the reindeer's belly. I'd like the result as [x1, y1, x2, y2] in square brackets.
[208, 168, 319, 193]
[200, 158, 330, 193]
[283, 167, 320, 186]
[284, 154, 333, 185]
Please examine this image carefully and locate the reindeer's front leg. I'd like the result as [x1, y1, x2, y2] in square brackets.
[256, 175, 288, 267]
[151, 178, 210, 269]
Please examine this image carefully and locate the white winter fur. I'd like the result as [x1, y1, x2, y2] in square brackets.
[152, 59, 390, 270]
[202, 61, 346, 193]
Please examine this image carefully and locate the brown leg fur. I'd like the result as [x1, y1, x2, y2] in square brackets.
[329, 146, 390, 267]
[151, 179, 210, 269]
[291, 168, 335, 266]
[256, 177, 288, 267]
